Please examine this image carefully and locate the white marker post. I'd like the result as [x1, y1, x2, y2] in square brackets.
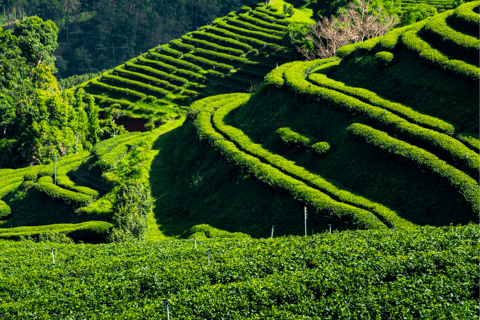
[270, 225, 275, 239]
[304, 206, 307, 237]
[162, 299, 170, 320]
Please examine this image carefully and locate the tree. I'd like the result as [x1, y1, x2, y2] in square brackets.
[298, 0, 399, 60]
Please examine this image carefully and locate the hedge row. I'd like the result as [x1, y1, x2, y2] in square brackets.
[286, 60, 480, 178]
[308, 61, 457, 135]
[337, 24, 414, 59]
[181, 35, 245, 56]
[312, 142, 330, 155]
[90, 79, 146, 99]
[92, 132, 142, 156]
[193, 47, 251, 65]
[113, 67, 181, 92]
[264, 61, 306, 88]
[137, 55, 177, 73]
[456, 133, 480, 153]
[184, 53, 233, 71]
[250, 10, 290, 26]
[213, 19, 283, 43]
[194, 95, 388, 229]
[0, 166, 33, 180]
[38, 152, 90, 177]
[207, 26, 278, 49]
[210, 96, 414, 229]
[55, 160, 100, 197]
[401, 26, 480, 81]
[276, 127, 318, 148]
[147, 52, 202, 71]
[422, 10, 479, 65]
[226, 17, 284, 37]
[0, 181, 22, 199]
[125, 62, 189, 85]
[35, 179, 93, 207]
[238, 13, 287, 31]
[169, 39, 195, 53]
[451, 1, 479, 37]
[101, 74, 170, 97]
[0, 175, 25, 191]
[0, 200, 10, 218]
[348, 123, 479, 215]
[192, 31, 253, 51]
[0, 221, 113, 242]
[255, 6, 287, 19]
[157, 45, 183, 58]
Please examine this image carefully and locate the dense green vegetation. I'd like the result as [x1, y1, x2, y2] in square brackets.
[0, 225, 478, 318]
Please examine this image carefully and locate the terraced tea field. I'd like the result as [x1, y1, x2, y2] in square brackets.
[75, 3, 297, 124]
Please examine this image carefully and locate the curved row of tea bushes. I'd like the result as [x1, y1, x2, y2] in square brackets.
[90, 79, 146, 99]
[285, 60, 480, 178]
[250, 10, 290, 26]
[136, 56, 178, 73]
[35, 177, 94, 207]
[451, 1, 480, 36]
[400, 18, 479, 81]
[125, 62, 189, 85]
[184, 53, 234, 71]
[255, 6, 287, 19]
[157, 45, 183, 58]
[55, 160, 100, 197]
[113, 67, 181, 92]
[101, 74, 169, 97]
[207, 26, 279, 49]
[38, 152, 90, 178]
[0, 221, 113, 241]
[308, 62, 457, 135]
[194, 96, 387, 229]
[276, 127, 318, 148]
[213, 19, 283, 43]
[422, 10, 479, 64]
[264, 61, 306, 88]
[238, 13, 287, 31]
[210, 96, 414, 229]
[169, 39, 195, 53]
[181, 35, 245, 56]
[147, 52, 203, 72]
[92, 132, 141, 156]
[0, 180, 23, 199]
[226, 17, 284, 37]
[347, 123, 479, 214]
[0, 200, 10, 218]
[456, 133, 480, 153]
[193, 48, 251, 65]
[191, 31, 253, 51]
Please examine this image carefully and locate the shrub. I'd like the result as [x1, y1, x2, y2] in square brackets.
[156, 45, 183, 58]
[255, 6, 288, 19]
[181, 35, 245, 56]
[264, 61, 303, 88]
[169, 39, 195, 53]
[184, 53, 233, 71]
[238, 13, 287, 31]
[207, 26, 278, 49]
[451, 1, 480, 37]
[0, 200, 11, 218]
[124, 62, 189, 85]
[374, 51, 395, 66]
[214, 19, 283, 43]
[90, 79, 146, 100]
[114, 67, 181, 92]
[276, 127, 317, 148]
[194, 47, 250, 65]
[35, 179, 93, 207]
[250, 10, 290, 25]
[192, 31, 253, 51]
[137, 55, 177, 73]
[187, 224, 251, 239]
[147, 52, 203, 71]
[312, 142, 330, 154]
[101, 74, 170, 97]
[227, 17, 284, 37]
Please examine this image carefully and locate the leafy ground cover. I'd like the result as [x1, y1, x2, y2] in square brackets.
[0, 224, 477, 318]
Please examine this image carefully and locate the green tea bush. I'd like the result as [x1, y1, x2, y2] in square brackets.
[451, 1, 480, 36]
[312, 141, 330, 154]
[90, 79, 146, 99]
[187, 224, 251, 239]
[184, 53, 233, 71]
[207, 26, 278, 49]
[0, 200, 11, 218]
[208, 96, 413, 229]
[157, 44, 183, 58]
[264, 61, 303, 88]
[193, 47, 250, 64]
[347, 123, 479, 214]
[38, 153, 89, 177]
[35, 179, 93, 207]
[181, 35, 245, 56]
[169, 39, 195, 52]
[192, 31, 253, 51]
[374, 51, 395, 66]
[240, 5, 252, 12]
[124, 62, 189, 85]
[55, 160, 100, 197]
[137, 55, 177, 73]
[147, 52, 203, 71]
[456, 133, 480, 152]
[276, 127, 317, 148]
[101, 74, 169, 97]
[250, 10, 290, 25]
[285, 60, 480, 178]
[401, 26, 480, 81]
[114, 67, 181, 92]
[238, 13, 287, 31]
[308, 62, 458, 135]
[214, 19, 283, 43]
[226, 17, 284, 36]
[255, 6, 288, 19]
[422, 10, 479, 64]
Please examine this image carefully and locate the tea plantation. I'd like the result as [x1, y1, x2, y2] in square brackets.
[0, 1, 478, 317]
